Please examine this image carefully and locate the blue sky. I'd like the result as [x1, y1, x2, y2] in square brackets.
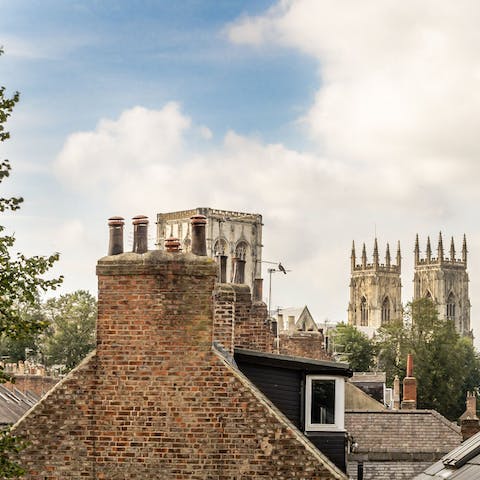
[2, 0, 480, 341]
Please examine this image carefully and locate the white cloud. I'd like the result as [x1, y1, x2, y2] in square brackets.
[227, 0, 480, 177]
[53, 101, 464, 325]
[52, 3, 480, 339]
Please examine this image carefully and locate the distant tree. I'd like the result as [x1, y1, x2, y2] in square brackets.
[41, 290, 96, 371]
[333, 322, 377, 371]
[376, 298, 480, 420]
[0, 46, 63, 477]
[0, 297, 44, 363]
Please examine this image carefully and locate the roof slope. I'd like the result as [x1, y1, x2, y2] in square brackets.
[346, 410, 461, 457]
[415, 430, 480, 479]
[0, 385, 39, 425]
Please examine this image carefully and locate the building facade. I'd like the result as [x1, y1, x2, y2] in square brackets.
[348, 239, 403, 336]
[157, 207, 262, 293]
[413, 233, 471, 336]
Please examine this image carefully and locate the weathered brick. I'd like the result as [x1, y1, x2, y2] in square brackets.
[13, 250, 344, 479]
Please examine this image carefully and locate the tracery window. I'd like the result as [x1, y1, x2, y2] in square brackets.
[360, 296, 368, 326]
[446, 292, 456, 321]
[381, 297, 391, 324]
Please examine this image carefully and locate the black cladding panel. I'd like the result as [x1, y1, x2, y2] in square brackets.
[236, 361, 302, 427]
[236, 357, 348, 473]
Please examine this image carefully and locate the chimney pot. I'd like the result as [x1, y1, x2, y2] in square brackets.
[108, 216, 125, 255]
[132, 215, 149, 254]
[165, 236, 181, 253]
[191, 215, 207, 256]
[253, 278, 263, 302]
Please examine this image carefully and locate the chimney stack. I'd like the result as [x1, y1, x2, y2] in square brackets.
[108, 216, 125, 255]
[460, 392, 480, 441]
[191, 215, 207, 256]
[401, 354, 417, 410]
[132, 215, 149, 254]
[393, 375, 400, 410]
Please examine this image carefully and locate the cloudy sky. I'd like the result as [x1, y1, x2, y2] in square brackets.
[2, 0, 480, 339]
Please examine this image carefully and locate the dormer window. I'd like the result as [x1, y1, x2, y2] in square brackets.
[305, 375, 345, 431]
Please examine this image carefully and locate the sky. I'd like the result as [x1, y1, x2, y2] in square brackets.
[1, 0, 480, 340]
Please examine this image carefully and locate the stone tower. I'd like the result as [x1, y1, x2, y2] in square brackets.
[156, 208, 262, 296]
[348, 239, 403, 335]
[413, 233, 470, 336]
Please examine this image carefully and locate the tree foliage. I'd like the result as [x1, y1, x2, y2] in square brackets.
[0, 46, 63, 477]
[377, 298, 480, 420]
[41, 290, 96, 371]
[333, 322, 377, 371]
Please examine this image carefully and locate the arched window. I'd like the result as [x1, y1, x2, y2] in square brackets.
[381, 297, 391, 324]
[213, 239, 228, 256]
[235, 241, 248, 260]
[360, 297, 368, 326]
[214, 239, 228, 283]
[446, 292, 456, 321]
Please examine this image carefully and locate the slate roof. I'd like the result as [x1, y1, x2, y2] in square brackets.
[0, 385, 39, 425]
[346, 410, 462, 460]
[414, 430, 480, 479]
[351, 371, 386, 384]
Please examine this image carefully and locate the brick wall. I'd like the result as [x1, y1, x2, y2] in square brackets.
[214, 283, 276, 354]
[279, 331, 331, 361]
[4, 375, 59, 398]
[13, 250, 345, 480]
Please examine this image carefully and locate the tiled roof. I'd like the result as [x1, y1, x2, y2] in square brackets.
[414, 431, 480, 479]
[0, 385, 39, 425]
[351, 371, 386, 384]
[347, 461, 434, 480]
[346, 410, 461, 460]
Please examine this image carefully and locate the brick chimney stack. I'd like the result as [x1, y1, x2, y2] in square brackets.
[460, 392, 480, 441]
[401, 354, 417, 410]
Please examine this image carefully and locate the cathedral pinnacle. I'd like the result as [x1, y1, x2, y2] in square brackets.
[414, 234, 420, 265]
[373, 238, 379, 267]
[362, 243, 367, 267]
[462, 234, 468, 264]
[386, 243, 391, 267]
[396, 241, 401, 270]
[426, 237, 432, 262]
[351, 241, 356, 271]
[450, 237, 456, 262]
[438, 232, 444, 262]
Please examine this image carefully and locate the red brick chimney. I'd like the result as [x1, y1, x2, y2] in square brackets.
[401, 354, 417, 410]
[460, 392, 480, 441]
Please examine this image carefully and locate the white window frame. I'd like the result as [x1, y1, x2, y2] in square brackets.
[305, 375, 345, 431]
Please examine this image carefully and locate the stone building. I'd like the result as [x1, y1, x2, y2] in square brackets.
[348, 239, 403, 336]
[272, 306, 331, 361]
[413, 233, 471, 336]
[156, 207, 263, 295]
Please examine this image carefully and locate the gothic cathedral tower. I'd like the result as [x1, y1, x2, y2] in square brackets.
[413, 233, 471, 336]
[348, 239, 403, 334]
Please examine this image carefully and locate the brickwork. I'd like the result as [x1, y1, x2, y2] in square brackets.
[13, 250, 345, 480]
[4, 375, 59, 398]
[278, 331, 331, 360]
[214, 283, 276, 354]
